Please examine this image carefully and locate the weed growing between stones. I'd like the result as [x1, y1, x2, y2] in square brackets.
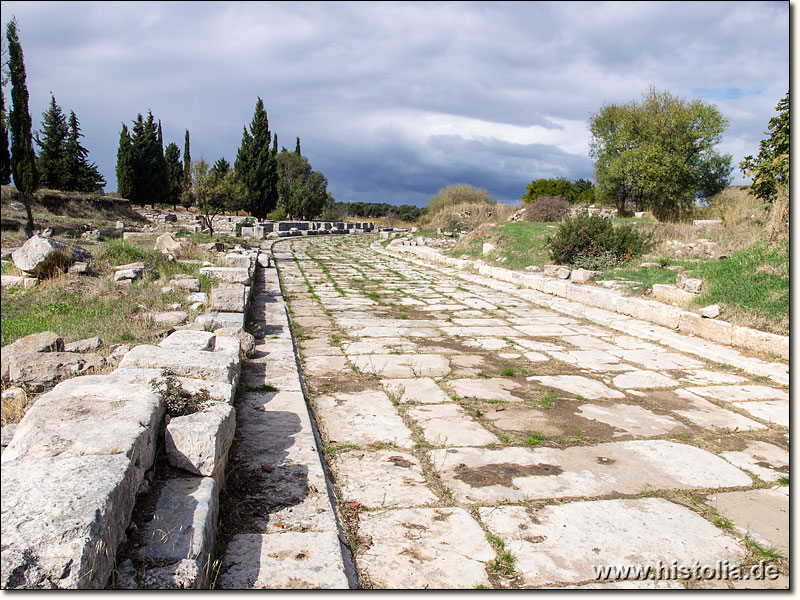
[539, 394, 558, 410]
[150, 369, 211, 417]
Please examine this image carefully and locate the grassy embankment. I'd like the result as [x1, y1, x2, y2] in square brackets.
[424, 187, 787, 336]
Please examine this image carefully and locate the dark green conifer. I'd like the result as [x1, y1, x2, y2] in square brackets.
[34, 94, 68, 189]
[235, 97, 277, 219]
[1, 87, 10, 185]
[7, 17, 38, 231]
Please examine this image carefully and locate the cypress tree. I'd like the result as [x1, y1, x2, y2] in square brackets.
[129, 113, 146, 206]
[116, 123, 134, 199]
[1, 87, 11, 185]
[235, 97, 277, 219]
[181, 129, 192, 207]
[63, 110, 105, 193]
[164, 142, 183, 209]
[34, 94, 69, 189]
[273, 133, 278, 154]
[295, 136, 301, 155]
[7, 17, 38, 231]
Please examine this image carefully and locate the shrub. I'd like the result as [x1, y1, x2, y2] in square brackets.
[427, 184, 495, 218]
[524, 196, 570, 222]
[234, 217, 255, 235]
[545, 212, 652, 267]
[151, 369, 211, 417]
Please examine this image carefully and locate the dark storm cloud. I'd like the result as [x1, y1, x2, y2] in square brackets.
[1, 1, 789, 206]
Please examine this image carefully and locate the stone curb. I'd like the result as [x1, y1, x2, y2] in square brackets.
[0, 249, 262, 589]
[376, 241, 788, 385]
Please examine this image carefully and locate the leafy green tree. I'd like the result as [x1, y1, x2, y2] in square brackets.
[522, 177, 578, 204]
[193, 158, 238, 234]
[589, 86, 733, 221]
[235, 97, 277, 219]
[740, 91, 789, 205]
[275, 148, 328, 220]
[1, 87, 11, 185]
[116, 123, 134, 198]
[7, 17, 38, 231]
[63, 110, 105, 192]
[164, 142, 183, 209]
[34, 94, 68, 189]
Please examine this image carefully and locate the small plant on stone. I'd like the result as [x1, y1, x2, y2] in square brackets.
[777, 475, 789, 486]
[500, 368, 515, 377]
[539, 394, 558, 410]
[525, 432, 548, 446]
[151, 369, 211, 417]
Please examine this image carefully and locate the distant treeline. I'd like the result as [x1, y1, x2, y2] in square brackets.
[330, 201, 426, 221]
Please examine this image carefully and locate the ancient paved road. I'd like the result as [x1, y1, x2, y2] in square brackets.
[272, 234, 789, 589]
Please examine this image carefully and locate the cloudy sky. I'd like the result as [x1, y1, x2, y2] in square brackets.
[1, 1, 790, 206]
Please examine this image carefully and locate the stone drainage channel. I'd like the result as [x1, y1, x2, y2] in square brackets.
[1, 233, 789, 589]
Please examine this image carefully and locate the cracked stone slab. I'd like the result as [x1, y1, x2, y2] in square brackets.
[302, 355, 351, 377]
[679, 370, 748, 386]
[430, 441, 751, 503]
[407, 403, 499, 446]
[480, 498, 745, 587]
[719, 441, 789, 482]
[548, 350, 636, 372]
[611, 370, 679, 389]
[483, 406, 564, 436]
[576, 404, 687, 437]
[331, 450, 438, 508]
[350, 354, 450, 378]
[671, 389, 766, 432]
[447, 378, 524, 402]
[687, 385, 789, 402]
[710, 487, 789, 557]
[119, 344, 239, 384]
[342, 337, 418, 355]
[731, 400, 788, 427]
[380, 378, 451, 404]
[357, 507, 494, 589]
[528, 375, 625, 400]
[314, 390, 414, 448]
[611, 349, 704, 370]
[219, 530, 349, 589]
[512, 324, 578, 337]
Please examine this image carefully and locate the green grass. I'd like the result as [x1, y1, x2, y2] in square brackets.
[524, 432, 548, 446]
[499, 367, 515, 377]
[777, 475, 789, 486]
[448, 221, 554, 269]
[689, 240, 788, 334]
[539, 394, 558, 410]
[601, 264, 678, 290]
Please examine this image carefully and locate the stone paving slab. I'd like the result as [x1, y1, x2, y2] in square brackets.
[407, 403, 499, 447]
[430, 441, 751, 502]
[719, 441, 789, 482]
[528, 375, 625, 400]
[732, 400, 789, 427]
[219, 531, 349, 589]
[687, 385, 789, 402]
[483, 406, 565, 436]
[576, 403, 687, 437]
[447, 378, 524, 402]
[356, 507, 494, 589]
[480, 498, 745, 587]
[671, 389, 767, 432]
[314, 390, 414, 448]
[350, 354, 450, 378]
[611, 370, 680, 389]
[380, 378, 451, 404]
[331, 450, 438, 508]
[710, 486, 789, 556]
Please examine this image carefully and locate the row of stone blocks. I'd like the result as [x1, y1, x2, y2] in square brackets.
[385, 241, 789, 361]
[0, 251, 264, 589]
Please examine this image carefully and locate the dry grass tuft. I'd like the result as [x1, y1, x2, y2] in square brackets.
[426, 202, 518, 232]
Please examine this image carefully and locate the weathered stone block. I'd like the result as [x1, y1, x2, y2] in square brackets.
[119, 344, 239, 385]
[652, 284, 696, 307]
[140, 477, 218, 572]
[165, 404, 235, 478]
[678, 311, 733, 345]
[1, 454, 138, 589]
[199, 266, 250, 284]
[211, 283, 247, 312]
[64, 336, 102, 353]
[159, 330, 216, 351]
[544, 264, 571, 279]
[7, 351, 104, 392]
[224, 253, 251, 269]
[2, 370, 164, 480]
[731, 326, 789, 359]
[11, 236, 90, 275]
